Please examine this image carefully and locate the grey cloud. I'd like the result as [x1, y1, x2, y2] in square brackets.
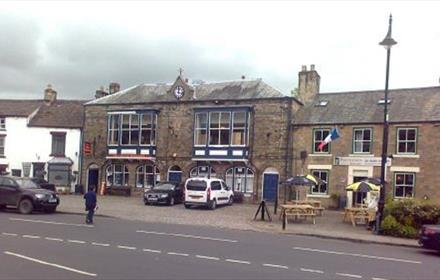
[1, 19, 266, 100]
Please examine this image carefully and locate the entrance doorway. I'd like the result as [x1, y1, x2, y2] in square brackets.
[262, 169, 279, 202]
[168, 166, 182, 183]
[87, 167, 99, 192]
[353, 176, 368, 205]
[32, 162, 46, 179]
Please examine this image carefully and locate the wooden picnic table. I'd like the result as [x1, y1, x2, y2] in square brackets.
[281, 204, 316, 230]
[286, 199, 325, 215]
[344, 207, 376, 227]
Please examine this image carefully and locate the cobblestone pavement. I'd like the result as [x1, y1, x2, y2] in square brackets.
[57, 194, 419, 248]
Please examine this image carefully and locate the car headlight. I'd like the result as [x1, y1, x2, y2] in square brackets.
[160, 194, 168, 198]
[35, 194, 46, 199]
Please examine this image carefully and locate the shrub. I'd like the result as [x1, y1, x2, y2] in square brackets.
[381, 199, 440, 239]
[381, 215, 401, 237]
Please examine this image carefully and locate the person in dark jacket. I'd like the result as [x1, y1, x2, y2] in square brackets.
[83, 186, 97, 224]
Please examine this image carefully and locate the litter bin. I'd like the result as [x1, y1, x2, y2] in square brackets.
[339, 195, 347, 210]
[75, 184, 84, 195]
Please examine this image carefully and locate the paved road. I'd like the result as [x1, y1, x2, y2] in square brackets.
[0, 211, 438, 280]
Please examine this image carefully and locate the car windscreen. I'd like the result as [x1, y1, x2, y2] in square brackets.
[153, 183, 175, 190]
[15, 179, 40, 189]
[186, 180, 207, 191]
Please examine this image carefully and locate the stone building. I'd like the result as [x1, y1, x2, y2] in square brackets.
[293, 67, 440, 206]
[81, 75, 302, 202]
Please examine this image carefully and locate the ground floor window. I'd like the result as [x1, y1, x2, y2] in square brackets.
[11, 169, 22, 177]
[311, 170, 329, 195]
[136, 165, 160, 188]
[225, 167, 254, 193]
[394, 172, 415, 198]
[190, 166, 216, 178]
[106, 164, 129, 187]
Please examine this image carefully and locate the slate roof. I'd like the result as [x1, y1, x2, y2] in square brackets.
[86, 79, 287, 105]
[294, 86, 440, 125]
[0, 100, 42, 117]
[28, 100, 86, 129]
[0, 99, 86, 129]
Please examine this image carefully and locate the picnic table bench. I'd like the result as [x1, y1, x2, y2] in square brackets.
[281, 204, 316, 230]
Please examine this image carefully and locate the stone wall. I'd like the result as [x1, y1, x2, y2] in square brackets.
[81, 97, 299, 202]
[292, 123, 440, 206]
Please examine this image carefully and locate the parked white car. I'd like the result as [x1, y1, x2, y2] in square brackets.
[184, 177, 234, 210]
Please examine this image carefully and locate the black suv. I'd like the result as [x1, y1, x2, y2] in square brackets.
[0, 176, 59, 214]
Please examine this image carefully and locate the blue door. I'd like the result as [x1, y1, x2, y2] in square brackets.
[168, 171, 182, 183]
[263, 173, 279, 201]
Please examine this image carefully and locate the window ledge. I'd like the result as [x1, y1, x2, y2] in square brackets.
[307, 194, 330, 198]
[348, 154, 374, 157]
[309, 154, 332, 157]
[392, 154, 419, 158]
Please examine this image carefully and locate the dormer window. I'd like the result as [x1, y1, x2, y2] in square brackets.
[378, 99, 391, 104]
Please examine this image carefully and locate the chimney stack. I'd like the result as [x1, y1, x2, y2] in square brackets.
[109, 82, 120, 94]
[297, 64, 320, 104]
[44, 84, 57, 105]
[95, 86, 108, 99]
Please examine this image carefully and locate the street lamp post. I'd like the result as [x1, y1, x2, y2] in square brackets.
[376, 15, 397, 234]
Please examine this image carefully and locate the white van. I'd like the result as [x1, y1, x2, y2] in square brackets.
[184, 178, 234, 210]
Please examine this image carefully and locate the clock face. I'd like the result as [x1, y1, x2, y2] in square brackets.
[174, 86, 185, 99]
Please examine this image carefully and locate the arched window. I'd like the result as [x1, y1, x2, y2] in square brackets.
[168, 165, 182, 183]
[106, 164, 129, 187]
[136, 165, 160, 188]
[225, 167, 254, 193]
[190, 166, 216, 178]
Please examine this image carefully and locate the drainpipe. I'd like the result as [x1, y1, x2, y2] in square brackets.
[78, 105, 86, 193]
[283, 98, 294, 205]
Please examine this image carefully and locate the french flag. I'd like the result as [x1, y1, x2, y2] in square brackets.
[318, 128, 340, 151]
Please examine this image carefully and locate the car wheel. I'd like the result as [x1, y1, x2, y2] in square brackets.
[169, 197, 175, 206]
[44, 207, 56, 213]
[209, 199, 217, 210]
[0, 204, 6, 210]
[18, 199, 34, 214]
[184, 203, 191, 209]
[144, 200, 150, 205]
[228, 196, 234, 205]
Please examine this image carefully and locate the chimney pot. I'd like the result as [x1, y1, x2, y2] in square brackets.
[241, 75, 246, 80]
[310, 64, 315, 71]
[301, 65, 307, 71]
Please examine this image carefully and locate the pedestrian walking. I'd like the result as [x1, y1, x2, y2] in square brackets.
[84, 186, 97, 224]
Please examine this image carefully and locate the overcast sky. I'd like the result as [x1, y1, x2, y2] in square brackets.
[1, 0, 439, 100]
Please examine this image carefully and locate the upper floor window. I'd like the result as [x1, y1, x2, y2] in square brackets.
[121, 114, 139, 145]
[313, 129, 330, 153]
[311, 170, 329, 195]
[108, 115, 119, 145]
[353, 128, 372, 153]
[209, 112, 230, 146]
[140, 113, 156, 145]
[51, 132, 66, 157]
[108, 112, 157, 146]
[394, 172, 415, 198]
[0, 136, 5, 157]
[0, 117, 5, 130]
[397, 128, 417, 154]
[194, 109, 249, 147]
[106, 164, 129, 187]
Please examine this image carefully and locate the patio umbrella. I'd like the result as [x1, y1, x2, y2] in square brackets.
[346, 181, 380, 192]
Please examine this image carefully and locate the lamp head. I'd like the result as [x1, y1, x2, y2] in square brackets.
[379, 14, 397, 50]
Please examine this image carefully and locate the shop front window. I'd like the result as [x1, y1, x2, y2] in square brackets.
[225, 167, 254, 193]
[136, 165, 160, 188]
[106, 164, 129, 187]
[190, 166, 216, 178]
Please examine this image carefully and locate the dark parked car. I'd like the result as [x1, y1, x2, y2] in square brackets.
[0, 176, 59, 214]
[144, 182, 183, 206]
[31, 177, 56, 192]
[419, 225, 440, 251]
